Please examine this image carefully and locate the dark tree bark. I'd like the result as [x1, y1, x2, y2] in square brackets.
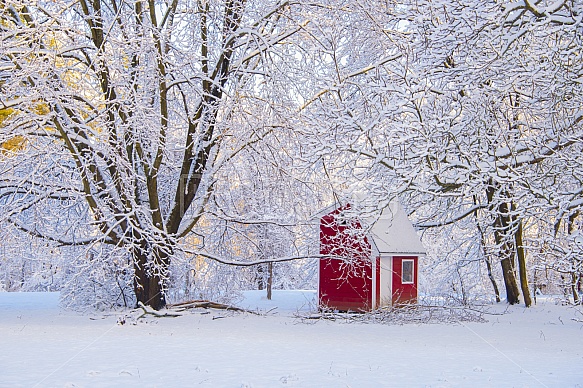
[485, 255, 501, 303]
[513, 215, 532, 307]
[571, 272, 580, 305]
[132, 241, 169, 310]
[568, 211, 581, 305]
[499, 251, 521, 305]
[487, 181, 521, 305]
[257, 264, 264, 290]
[266, 261, 273, 300]
[474, 198, 501, 303]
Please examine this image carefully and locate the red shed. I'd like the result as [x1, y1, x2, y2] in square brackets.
[318, 201, 425, 311]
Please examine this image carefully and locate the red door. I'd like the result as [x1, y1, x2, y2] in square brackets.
[392, 256, 418, 305]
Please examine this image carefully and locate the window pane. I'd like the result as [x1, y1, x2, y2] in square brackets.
[402, 260, 413, 284]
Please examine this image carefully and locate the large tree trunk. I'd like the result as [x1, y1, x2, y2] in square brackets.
[487, 182, 521, 304]
[496, 202, 521, 305]
[132, 242, 168, 310]
[499, 252, 521, 305]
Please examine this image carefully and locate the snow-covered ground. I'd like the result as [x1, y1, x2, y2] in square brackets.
[1, 291, 582, 387]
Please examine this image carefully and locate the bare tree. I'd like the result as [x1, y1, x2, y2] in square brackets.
[0, 0, 341, 309]
[2, 0, 407, 309]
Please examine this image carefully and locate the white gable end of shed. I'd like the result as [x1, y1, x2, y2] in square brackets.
[369, 201, 426, 255]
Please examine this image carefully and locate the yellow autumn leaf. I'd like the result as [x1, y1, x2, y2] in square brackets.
[0, 108, 14, 125]
[0, 108, 26, 154]
[1, 135, 26, 154]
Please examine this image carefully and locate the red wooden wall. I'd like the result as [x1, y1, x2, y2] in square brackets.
[319, 205, 373, 311]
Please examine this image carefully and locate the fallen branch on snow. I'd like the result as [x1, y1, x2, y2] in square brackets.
[125, 300, 259, 323]
[136, 302, 183, 318]
[296, 304, 490, 324]
[167, 300, 260, 315]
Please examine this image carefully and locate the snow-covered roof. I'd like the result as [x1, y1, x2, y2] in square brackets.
[368, 201, 426, 255]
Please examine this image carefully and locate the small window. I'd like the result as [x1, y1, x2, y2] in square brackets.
[402, 259, 414, 284]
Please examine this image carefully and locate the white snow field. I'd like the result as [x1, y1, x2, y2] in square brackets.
[1, 291, 582, 387]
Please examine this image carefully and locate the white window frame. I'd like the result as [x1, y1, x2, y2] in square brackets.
[401, 259, 414, 284]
